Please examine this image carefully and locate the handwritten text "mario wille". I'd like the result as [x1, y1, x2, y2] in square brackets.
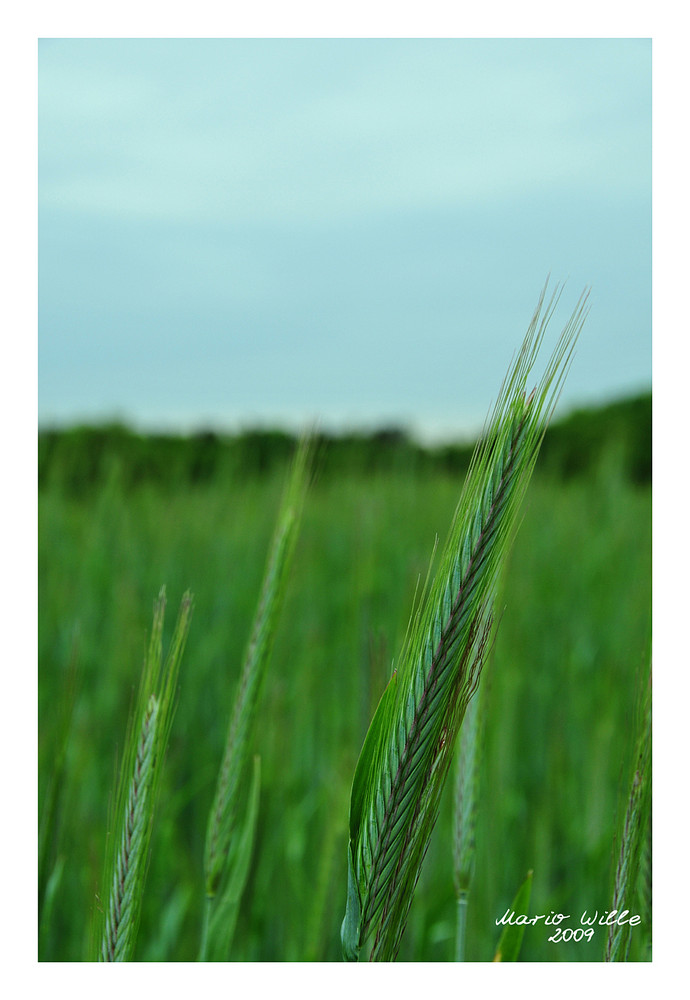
[496, 909, 641, 928]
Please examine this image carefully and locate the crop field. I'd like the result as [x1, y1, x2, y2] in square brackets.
[38, 397, 651, 962]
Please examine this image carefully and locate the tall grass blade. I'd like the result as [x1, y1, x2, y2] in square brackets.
[201, 435, 312, 957]
[605, 659, 651, 962]
[38, 627, 79, 950]
[341, 283, 589, 961]
[205, 756, 262, 961]
[638, 814, 652, 959]
[304, 787, 348, 961]
[94, 588, 193, 961]
[493, 870, 533, 961]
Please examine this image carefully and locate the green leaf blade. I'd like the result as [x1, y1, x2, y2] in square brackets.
[493, 871, 534, 962]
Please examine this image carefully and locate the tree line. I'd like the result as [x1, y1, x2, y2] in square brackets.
[38, 392, 651, 495]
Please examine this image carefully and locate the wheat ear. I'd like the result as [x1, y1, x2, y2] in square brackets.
[341, 283, 589, 961]
[95, 588, 193, 961]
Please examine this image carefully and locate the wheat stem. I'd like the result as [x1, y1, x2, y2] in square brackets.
[452, 680, 482, 960]
[455, 893, 469, 963]
[201, 436, 311, 960]
[605, 660, 651, 962]
[204, 437, 311, 898]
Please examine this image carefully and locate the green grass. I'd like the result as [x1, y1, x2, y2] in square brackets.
[201, 436, 312, 960]
[38, 435, 651, 961]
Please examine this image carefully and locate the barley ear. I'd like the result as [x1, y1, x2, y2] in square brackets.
[94, 587, 193, 961]
[341, 282, 589, 961]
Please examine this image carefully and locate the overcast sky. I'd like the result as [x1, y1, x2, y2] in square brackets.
[38, 37, 651, 440]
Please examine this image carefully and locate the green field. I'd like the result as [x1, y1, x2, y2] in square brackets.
[38, 397, 651, 962]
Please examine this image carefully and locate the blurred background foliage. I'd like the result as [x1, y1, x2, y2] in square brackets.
[38, 394, 650, 494]
[38, 392, 651, 961]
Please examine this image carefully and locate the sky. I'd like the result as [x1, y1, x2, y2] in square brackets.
[38, 37, 652, 441]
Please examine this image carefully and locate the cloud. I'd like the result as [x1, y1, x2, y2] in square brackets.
[39, 39, 650, 227]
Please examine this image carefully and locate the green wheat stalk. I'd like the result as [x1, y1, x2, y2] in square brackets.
[605, 659, 651, 962]
[341, 283, 589, 961]
[452, 678, 483, 961]
[94, 587, 193, 962]
[200, 434, 312, 960]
